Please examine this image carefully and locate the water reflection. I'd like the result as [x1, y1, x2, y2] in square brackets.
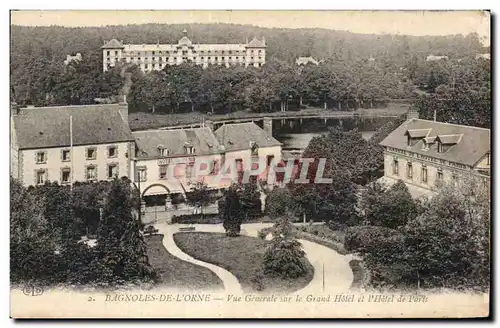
[272, 117, 393, 151]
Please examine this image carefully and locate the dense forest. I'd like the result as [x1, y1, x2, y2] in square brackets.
[10, 23, 490, 127]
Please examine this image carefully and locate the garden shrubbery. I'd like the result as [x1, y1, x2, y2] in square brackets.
[263, 218, 308, 279]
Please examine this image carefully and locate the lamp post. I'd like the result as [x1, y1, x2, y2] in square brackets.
[137, 171, 142, 224]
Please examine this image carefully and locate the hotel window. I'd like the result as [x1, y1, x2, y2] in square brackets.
[452, 173, 458, 185]
[61, 168, 71, 184]
[159, 165, 168, 179]
[392, 157, 399, 176]
[61, 149, 70, 162]
[208, 57, 211, 60]
[86, 165, 97, 181]
[421, 165, 428, 183]
[145, 64, 148, 69]
[407, 162, 413, 179]
[152, 64, 156, 69]
[437, 169, 443, 182]
[86, 147, 97, 160]
[107, 51, 110, 56]
[108, 146, 117, 158]
[186, 163, 195, 178]
[152, 51, 155, 55]
[258, 50, 262, 54]
[115, 51, 118, 56]
[215, 57, 218, 61]
[35, 169, 47, 185]
[36, 151, 47, 164]
[136, 166, 147, 182]
[107, 163, 118, 179]
[251, 50, 254, 54]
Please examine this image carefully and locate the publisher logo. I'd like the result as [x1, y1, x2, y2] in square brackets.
[22, 284, 43, 296]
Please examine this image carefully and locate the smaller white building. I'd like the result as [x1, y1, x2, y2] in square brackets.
[64, 53, 82, 65]
[426, 55, 449, 62]
[296, 56, 319, 66]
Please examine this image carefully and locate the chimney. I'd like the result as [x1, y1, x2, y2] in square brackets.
[406, 108, 419, 120]
[263, 117, 273, 136]
[118, 95, 129, 126]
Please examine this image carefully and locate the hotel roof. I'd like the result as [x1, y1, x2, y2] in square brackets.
[214, 122, 282, 152]
[380, 118, 490, 167]
[12, 104, 134, 150]
[133, 127, 223, 159]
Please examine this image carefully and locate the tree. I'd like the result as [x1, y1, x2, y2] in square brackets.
[359, 180, 419, 229]
[402, 178, 490, 290]
[10, 177, 60, 283]
[220, 184, 244, 237]
[186, 180, 213, 215]
[264, 188, 297, 220]
[239, 178, 262, 220]
[96, 178, 156, 285]
[263, 217, 308, 278]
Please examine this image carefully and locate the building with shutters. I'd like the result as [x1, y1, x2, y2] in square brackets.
[101, 29, 266, 72]
[379, 118, 490, 198]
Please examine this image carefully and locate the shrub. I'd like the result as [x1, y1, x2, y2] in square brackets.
[263, 218, 307, 278]
[257, 230, 267, 240]
[344, 225, 404, 254]
[250, 270, 266, 291]
[171, 213, 220, 224]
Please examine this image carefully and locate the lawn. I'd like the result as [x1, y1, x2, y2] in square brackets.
[144, 234, 224, 291]
[173, 232, 314, 294]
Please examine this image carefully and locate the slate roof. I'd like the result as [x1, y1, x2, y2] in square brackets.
[214, 122, 282, 152]
[133, 127, 223, 159]
[13, 104, 134, 150]
[101, 39, 125, 49]
[246, 37, 266, 48]
[380, 118, 490, 167]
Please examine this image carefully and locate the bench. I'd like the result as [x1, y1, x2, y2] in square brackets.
[143, 225, 159, 236]
[178, 227, 196, 232]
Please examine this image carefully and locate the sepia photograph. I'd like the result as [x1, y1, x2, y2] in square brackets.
[8, 9, 491, 319]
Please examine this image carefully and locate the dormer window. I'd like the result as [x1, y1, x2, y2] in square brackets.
[405, 129, 430, 147]
[436, 134, 462, 153]
[185, 146, 195, 155]
[157, 145, 169, 157]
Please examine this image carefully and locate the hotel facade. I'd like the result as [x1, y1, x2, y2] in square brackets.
[379, 118, 490, 198]
[101, 30, 267, 73]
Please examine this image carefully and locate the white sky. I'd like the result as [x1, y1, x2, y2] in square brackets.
[10, 10, 490, 45]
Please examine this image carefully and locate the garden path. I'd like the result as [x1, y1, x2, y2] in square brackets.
[155, 223, 353, 294]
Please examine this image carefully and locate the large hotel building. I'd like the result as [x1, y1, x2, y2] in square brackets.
[101, 30, 266, 73]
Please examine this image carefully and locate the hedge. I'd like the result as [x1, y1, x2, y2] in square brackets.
[171, 213, 221, 224]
